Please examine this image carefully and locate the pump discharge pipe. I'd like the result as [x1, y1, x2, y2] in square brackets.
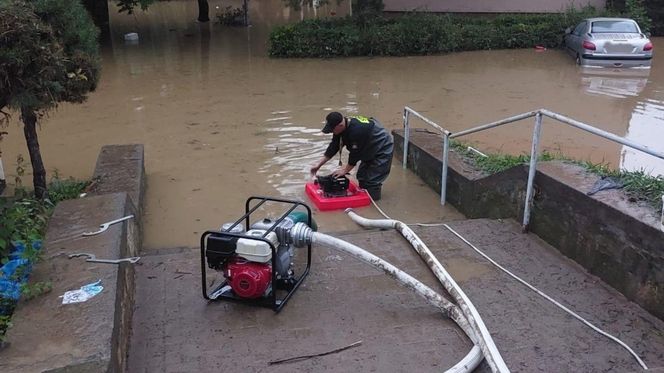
[343, 209, 510, 373]
[288, 222, 506, 373]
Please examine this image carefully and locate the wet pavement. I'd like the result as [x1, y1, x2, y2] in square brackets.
[0, 0, 662, 250]
[127, 219, 664, 372]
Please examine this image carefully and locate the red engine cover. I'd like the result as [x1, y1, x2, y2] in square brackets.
[225, 259, 272, 299]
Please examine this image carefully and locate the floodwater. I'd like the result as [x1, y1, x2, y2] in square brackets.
[1, 0, 663, 249]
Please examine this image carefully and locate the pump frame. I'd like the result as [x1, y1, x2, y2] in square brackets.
[200, 196, 313, 312]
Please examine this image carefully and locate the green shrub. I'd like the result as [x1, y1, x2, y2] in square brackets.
[268, 7, 619, 57]
[625, 0, 652, 33]
[0, 175, 88, 259]
[645, 0, 664, 36]
[450, 141, 664, 210]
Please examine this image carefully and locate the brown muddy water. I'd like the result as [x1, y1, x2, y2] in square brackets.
[1, 0, 663, 249]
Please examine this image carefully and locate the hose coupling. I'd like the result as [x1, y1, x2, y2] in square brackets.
[290, 222, 313, 247]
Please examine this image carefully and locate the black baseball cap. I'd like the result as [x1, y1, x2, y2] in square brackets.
[322, 112, 344, 133]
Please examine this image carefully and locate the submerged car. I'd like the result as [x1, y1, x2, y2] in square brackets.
[564, 18, 653, 68]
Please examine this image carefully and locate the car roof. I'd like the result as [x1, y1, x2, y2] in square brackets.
[584, 17, 636, 23]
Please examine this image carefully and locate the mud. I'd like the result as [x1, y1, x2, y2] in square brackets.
[0, 0, 662, 250]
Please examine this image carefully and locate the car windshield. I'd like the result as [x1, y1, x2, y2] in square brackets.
[591, 20, 639, 33]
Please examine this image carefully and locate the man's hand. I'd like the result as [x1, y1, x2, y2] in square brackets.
[332, 164, 353, 178]
[310, 156, 331, 177]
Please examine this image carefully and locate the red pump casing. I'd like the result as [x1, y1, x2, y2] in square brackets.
[225, 258, 272, 299]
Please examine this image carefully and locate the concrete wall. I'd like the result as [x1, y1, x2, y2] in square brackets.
[383, 0, 606, 13]
[393, 130, 664, 320]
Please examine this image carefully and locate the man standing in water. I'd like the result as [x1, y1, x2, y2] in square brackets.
[310, 112, 394, 201]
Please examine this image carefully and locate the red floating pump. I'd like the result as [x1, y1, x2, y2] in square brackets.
[225, 258, 272, 299]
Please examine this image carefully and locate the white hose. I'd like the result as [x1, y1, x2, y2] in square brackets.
[443, 224, 649, 370]
[345, 209, 509, 373]
[362, 188, 647, 370]
[447, 345, 484, 373]
[310, 232, 484, 373]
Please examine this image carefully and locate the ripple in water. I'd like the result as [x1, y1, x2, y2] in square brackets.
[260, 110, 337, 197]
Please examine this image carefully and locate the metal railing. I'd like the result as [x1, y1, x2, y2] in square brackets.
[401, 106, 664, 230]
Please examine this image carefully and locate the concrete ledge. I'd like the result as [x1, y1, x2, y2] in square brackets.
[394, 129, 664, 320]
[91, 144, 145, 216]
[0, 193, 139, 372]
[0, 144, 145, 372]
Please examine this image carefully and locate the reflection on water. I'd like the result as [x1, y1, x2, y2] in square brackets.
[580, 67, 650, 98]
[622, 98, 664, 175]
[0, 1, 662, 248]
[577, 66, 664, 175]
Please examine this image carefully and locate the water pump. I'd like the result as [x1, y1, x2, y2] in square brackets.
[200, 196, 314, 312]
[315, 174, 350, 197]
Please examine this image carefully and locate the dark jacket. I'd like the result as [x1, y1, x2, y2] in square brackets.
[324, 116, 392, 166]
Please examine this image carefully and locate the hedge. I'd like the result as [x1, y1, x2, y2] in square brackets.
[269, 8, 620, 58]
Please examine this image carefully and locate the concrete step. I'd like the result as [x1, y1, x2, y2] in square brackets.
[128, 218, 664, 372]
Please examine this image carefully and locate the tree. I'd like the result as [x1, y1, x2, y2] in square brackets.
[0, 0, 100, 199]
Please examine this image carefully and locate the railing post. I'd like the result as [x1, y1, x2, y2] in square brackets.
[403, 108, 410, 169]
[441, 131, 450, 206]
[523, 112, 543, 232]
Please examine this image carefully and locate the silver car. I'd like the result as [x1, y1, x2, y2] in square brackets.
[564, 18, 653, 68]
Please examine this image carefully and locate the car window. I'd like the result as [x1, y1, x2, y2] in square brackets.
[573, 22, 587, 36]
[591, 20, 639, 33]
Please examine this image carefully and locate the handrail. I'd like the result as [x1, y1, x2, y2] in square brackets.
[450, 111, 538, 139]
[404, 106, 448, 134]
[403, 107, 451, 204]
[540, 109, 664, 160]
[401, 107, 664, 231]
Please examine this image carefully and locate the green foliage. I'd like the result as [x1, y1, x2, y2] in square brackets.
[0, 0, 101, 113]
[579, 162, 664, 207]
[621, 170, 664, 207]
[450, 140, 559, 174]
[46, 172, 89, 204]
[625, 0, 652, 33]
[114, 0, 154, 14]
[0, 172, 87, 341]
[0, 313, 12, 341]
[354, 0, 383, 15]
[0, 196, 51, 259]
[269, 7, 610, 57]
[450, 140, 664, 210]
[20, 281, 52, 300]
[0, 172, 88, 259]
[217, 6, 246, 26]
[644, 0, 664, 36]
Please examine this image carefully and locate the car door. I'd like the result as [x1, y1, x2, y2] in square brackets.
[564, 23, 580, 55]
[569, 21, 587, 56]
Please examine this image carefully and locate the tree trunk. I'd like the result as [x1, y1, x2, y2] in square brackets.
[0, 156, 5, 195]
[20, 109, 46, 199]
[197, 0, 210, 22]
